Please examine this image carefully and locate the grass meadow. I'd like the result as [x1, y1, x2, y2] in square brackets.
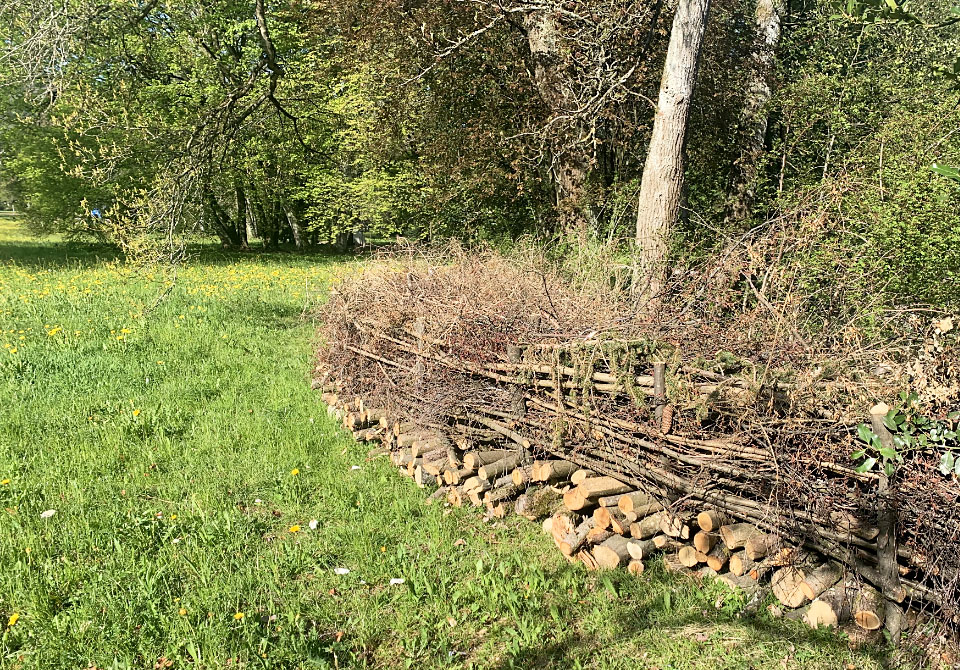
[0, 217, 886, 669]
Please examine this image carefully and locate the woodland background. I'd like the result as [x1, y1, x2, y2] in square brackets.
[1, 0, 959, 309]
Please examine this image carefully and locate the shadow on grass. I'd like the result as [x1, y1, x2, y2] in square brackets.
[488, 564, 889, 670]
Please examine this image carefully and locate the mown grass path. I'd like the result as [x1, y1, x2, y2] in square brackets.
[0, 220, 884, 669]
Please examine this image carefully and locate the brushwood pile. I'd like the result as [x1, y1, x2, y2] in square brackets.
[313, 246, 960, 646]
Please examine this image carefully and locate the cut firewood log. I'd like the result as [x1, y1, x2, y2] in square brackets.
[663, 553, 689, 574]
[366, 445, 389, 458]
[396, 433, 420, 448]
[577, 476, 633, 499]
[806, 580, 854, 628]
[414, 466, 436, 488]
[594, 535, 631, 569]
[593, 505, 614, 531]
[577, 549, 599, 571]
[393, 421, 415, 437]
[622, 501, 664, 522]
[705, 545, 732, 572]
[652, 535, 683, 552]
[660, 513, 692, 539]
[485, 482, 522, 505]
[829, 510, 880, 541]
[570, 469, 595, 486]
[463, 449, 512, 471]
[532, 460, 579, 483]
[728, 551, 756, 577]
[514, 486, 563, 520]
[443, 467, 473, 486]
[693, 531, 718, 554]
[446, 445, 463, 468]
[800, 562, 845, 601]
[461, 475, 483, 492]
[560, 518, 595, 556]
[564, 476, 631, 511]
[593, 506, 630, 535]
[631, 511, 668, 539]
[542, 516, 554, 536]
[511, 465, 534, 487]
[771, 566, 809, 609]
[446, 487, 463, 507]
[678, 545, 700, 568]
[550, 513, 578, 548]
[585, 527, 614, 546]
[617, 492, 655, 516]
[627, 538, 657, 560]
[478, 453, 523, 481]
[853, 585, 885, 631]
[719, 523, 763, 550]
[744, 533, 781, 561]
[627, 559, 646, 576]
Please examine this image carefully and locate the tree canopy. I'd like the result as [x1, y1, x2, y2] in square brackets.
[1, 0, 958, 305]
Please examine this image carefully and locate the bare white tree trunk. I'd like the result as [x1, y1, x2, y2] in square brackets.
[635, 0, 712, 292]
[724, 0, 784, 224]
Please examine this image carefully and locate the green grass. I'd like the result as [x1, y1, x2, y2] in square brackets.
[0, 218, 887, 669]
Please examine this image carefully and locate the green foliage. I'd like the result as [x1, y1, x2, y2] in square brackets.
[852, 391, 960, 475]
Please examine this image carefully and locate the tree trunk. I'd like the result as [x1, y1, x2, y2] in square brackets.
[282, 200, 304, 250]
[234, 181, 249, 249]
[523, 10, 592, 235]
[634, 0, 712, 292]
[723, 0, 784, 224]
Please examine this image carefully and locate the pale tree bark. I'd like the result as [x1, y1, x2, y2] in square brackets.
[724, 0, 784, 224]
[282, 201, 304, 250]
[635, 0, 712, 292]
[523, 10, 591, 234]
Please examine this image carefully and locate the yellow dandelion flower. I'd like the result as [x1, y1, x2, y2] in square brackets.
[170, 514, 177, 520]
[47, 326, 61, 336]
[7, 612, 19, 627]
[178, 608, 187, 616]
[290, 468, 300, 476]
[233, 612, 244, 620]
[1, 479, 9, 485]
[132, 409, 141, 417]
[289, 525, 301, 533]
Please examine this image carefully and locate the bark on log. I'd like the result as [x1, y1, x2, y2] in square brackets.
[478, 453, 523, 481]
[627, 538, 658, 561]
[594, 535, 632, 569]
[719, 523, 763, 550]
[463, 450, 513, 471]
[532, 460, 579, 482]
[853, 585, 885, 631]
[631, 512, 669, 539]
[744, 533, 780, 560]
[560, 518, 596, 556]
[705, 545, 732, 572]
[771, 566, 809, 608]
[800, 562, 845, 601]
[805, 581, 854, 628]
[515, 486, 564, 520]
[693, 531, 718, 554]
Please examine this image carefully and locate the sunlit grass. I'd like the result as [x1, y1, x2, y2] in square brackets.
[0, 219, 886, 668]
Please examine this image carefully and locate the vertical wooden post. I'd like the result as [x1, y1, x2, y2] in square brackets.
[869, 402, 903, 644]
[653, 362, 667, 425]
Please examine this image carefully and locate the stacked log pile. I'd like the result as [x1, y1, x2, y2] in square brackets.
[314, 252, 960, 643]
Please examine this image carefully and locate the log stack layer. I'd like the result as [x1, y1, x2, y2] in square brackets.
[315, 255, 960, 642]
